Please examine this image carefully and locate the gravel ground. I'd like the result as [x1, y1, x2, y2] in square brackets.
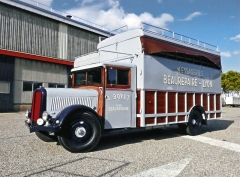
[0, 107, 240, 177]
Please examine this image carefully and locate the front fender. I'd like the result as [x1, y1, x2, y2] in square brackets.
[25, 105, 101, 133]
[55, 105, 102, 129]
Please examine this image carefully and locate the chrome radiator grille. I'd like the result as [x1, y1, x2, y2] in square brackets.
[50, 97, 93, 111]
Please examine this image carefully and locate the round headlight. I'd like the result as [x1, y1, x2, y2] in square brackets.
[37, 118, 44, 125]
[25, 110, 30, 119]
[42, 111, 48, 121]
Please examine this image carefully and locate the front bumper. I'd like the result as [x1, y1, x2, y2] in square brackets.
[25, 121, 61, 133]
[25, 109, 62, 133]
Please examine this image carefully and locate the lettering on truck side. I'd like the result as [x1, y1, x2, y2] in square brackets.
[177, 67, 203, 77]
[108, 104, 129, 111]
[113, 94, 130, 100]
[108, 94, 130, 111]
[163, 75, 213, 88]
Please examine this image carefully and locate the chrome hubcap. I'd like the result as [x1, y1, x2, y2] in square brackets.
[192, 119, 196, 125]
[75, 127, 86, 138]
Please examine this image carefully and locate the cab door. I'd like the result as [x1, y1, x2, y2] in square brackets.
[104, 66, 136, 129]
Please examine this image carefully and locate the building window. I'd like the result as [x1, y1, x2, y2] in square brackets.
[0, 81, 10, 94]
[49, 83, 65, 88]
[33, 82, 42, 90]
[23, 81, 32, 91]
[23, 81, 42, 92]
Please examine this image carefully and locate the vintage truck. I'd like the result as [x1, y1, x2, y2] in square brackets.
[25, 24, 222, 152]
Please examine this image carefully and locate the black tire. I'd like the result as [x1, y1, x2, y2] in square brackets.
[186, 110, 202, 136]
[35, 131, 57, 142]
[57, 112, 101, 153]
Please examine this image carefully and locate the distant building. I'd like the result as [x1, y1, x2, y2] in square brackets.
[0, 0, 110, 112]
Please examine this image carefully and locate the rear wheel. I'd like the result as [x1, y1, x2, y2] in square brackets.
[57, 112, 101, 153]
[35, 131, 57, 142]
[186, 110, 202, 136]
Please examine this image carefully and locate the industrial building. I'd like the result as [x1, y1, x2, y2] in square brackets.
[0, 0, 111, 112]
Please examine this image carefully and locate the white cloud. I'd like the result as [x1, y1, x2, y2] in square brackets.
[229, 16, 235, 19]
[141, 13, 173, 28]
[221, 50, 240, 58]
[230, 34, 240, 42]
[221, 51, 232, 58]
[22, 0, 53, 6]
[81, 0, 95, 5]
[180, 12, 203, 21]
[157, 0, 163, 3]
[233, 51, 240, 55]
[65, 0, 174, 31]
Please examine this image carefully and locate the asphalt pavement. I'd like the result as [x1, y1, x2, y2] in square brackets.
[0, 107, 239, 177]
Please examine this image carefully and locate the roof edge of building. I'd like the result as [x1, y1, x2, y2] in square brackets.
[0, 48, 74, 66]
[2, 0, 111, 37]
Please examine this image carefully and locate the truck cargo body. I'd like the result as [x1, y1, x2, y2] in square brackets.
[136, 54, 221, 127]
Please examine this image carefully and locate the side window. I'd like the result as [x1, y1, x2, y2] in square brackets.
[107, 67, 130, 87]
[107, 68, 117, 84]
[117, 70, 129, 85]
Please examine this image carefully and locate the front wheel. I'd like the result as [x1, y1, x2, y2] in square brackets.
[186, 110, 202, 136]
[57, 112, 101, 153]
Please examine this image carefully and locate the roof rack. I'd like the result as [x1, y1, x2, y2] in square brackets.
[141, 22, 219, 52]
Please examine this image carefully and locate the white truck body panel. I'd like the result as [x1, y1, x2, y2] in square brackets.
[143, 55, 221, 93]
[104, 66, 137, 129]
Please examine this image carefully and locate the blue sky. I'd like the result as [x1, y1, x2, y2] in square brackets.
[25, 0, 240, 72]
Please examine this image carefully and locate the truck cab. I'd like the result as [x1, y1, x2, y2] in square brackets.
[71, 62, 137, 129]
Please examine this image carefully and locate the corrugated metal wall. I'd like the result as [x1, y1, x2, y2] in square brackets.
[0, 3, 59, 58]
[0, 2, 100, 60]
[67, 26, 99, 60]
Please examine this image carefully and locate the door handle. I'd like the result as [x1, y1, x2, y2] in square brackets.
[105, 95, 110, 100]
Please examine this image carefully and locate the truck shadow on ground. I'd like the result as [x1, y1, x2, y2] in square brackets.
[95, 119, 234, 152]
[201, 119, 234, 133]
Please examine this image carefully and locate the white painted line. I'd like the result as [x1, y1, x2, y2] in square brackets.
[230, 126, 240, 129]
[182, 135, 240, 153]
[128, 158, 191, 177]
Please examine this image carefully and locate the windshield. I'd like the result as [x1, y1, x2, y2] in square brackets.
[74, 67, 102, 86]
